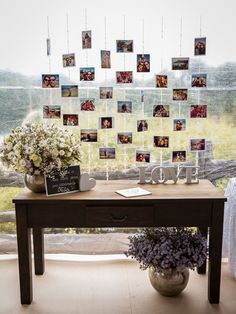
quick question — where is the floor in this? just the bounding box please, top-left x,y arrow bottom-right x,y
0,255 -> 236,314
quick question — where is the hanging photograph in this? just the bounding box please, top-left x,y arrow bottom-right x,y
99,148 -> 116,159
117,132 -> 132,144
43,105 -> 61,119
156,75 -> 168,88
153,105 -> 170,117
194,37 -> 206,55
81,129 -> 98,142
63,114 -> 78,126
62,53 -> 76,67
191,74 -> 207,87
190,105 -> 207,118
137,120 -> 148,132
172,150 -> 187,162
42,74 -> 59,88
61,85 -> 78,97
99,117 -> 114,129
100,87 -> 113,99
117,101 -> 132,113
173,118 -> 186,131
172,57 -> 189,70
101,50 -> 111,68
137,54 -> 150,72
116,71 -> 133,83
136,150 -> 150,163
80,67 -> 95,81
154,136 -> 169,148
82,30 -> 92,49
190,139 -> 206,151
116,40 -> 133,52
46,38 -> 51,56
173,89 -> 188,101
80,98 -> 95,111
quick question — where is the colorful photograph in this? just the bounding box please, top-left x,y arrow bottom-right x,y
153,105 -> 170,117
117,101 -> 132,113
190,105 -> 207,118
191,74 -> 207,87
62,53 -> 76,67
63,114 -> 78,126
116,40 -> 133,52
100,87 -> 113,99
81,129 -> 97,142
99,117 -> 114,129
99,147 -> 116,159
137,120 -> 148,132
116,71 -> 133,83
154,136 -> 169,148
173,119 -> 186,131
156,75 -> 168,88
43,105 -> 61,119
101,50 -> 111,68
80,67 -> 95,81
61,85 -> 78,97
82,30 -> 92,49
136,150 -> 150,163
173,89 -> 188,101
190,139 -> 206,151
194,37 -> 206,55
137,54 -> 150,72
172,150 -> 187,162
117,132 -> 132,144
172,57 -> 189,70
42,74 -> 59,88
80,98 -> 95,111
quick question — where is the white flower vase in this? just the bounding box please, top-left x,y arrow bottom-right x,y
24,174 -> 46,193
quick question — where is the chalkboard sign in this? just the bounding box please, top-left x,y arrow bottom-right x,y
45,165 -> 80,196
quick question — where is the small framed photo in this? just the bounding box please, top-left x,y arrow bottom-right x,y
82,30 -> 92,49
191,74 -> 207,87
81,129 -> 97,142
99,147 -> 116,159
116,40 -> 133,52
172,150 -> 187,163
61,85 -> 78,97
117,101 -> 132,113
190,105 -> 207,118
116,71 -> 133,83
43,105 -> 61,119
63,114 -> 78,126
42,74 -> 59,88
80,98 -> 95,111
137,120 -> 148,132
190,139 -> 206,151
101,50 -> 111,68
153,105 -> 170,117
100,87 -> 113,99
173,118 -> 186,131
80,67 -> 95,81
173,89 -> 188,101
194,37 -> 206,56
156,75 -> 168,88
137,54 -> 150,72
99,117 -> 114,129
172,57 -> 189,70
62,53 -> 76,67
154,136 -> 169,148
136,150 -> 150,163
117,132 -> 132,144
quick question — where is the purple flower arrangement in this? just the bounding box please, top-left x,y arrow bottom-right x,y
125,227 -> 207,272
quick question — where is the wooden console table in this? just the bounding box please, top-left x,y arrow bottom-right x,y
13,179 -> 226,304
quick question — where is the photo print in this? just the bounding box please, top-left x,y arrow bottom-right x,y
194,37 -> 206,56
99,117 -> 114,129
136,150 -> 150,163
43,105 -> 61,119
80,98 -> 95,111
190,139 -> 206,151
173,118 -> 186,131
61,85 -> 78,97
81,129 -> 98,142
63,114 -> 78,126
116,71 -> 133,83
191,74 -> 207,87
99,147 -> 116,159
80,67 -> 95,81
153,105 -> 170,117
101,50 -> 111,68
117,132 -> 132,144
137,120 -> 148,132
137,54 -> 150,72
156,75 -> 168,88
173,89 -> 188,101
190,105 -> 207,118
154,136 -> 169,148
42,74 -> 59,88
116,40 -> 133,52
172,150 -> 187,163
117,101 -> 132,113
100,87 -> 113,99
172,57 -> 189,70
62,53 -> 76,67
82,30 -> 92,49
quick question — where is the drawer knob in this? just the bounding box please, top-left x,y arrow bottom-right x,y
110,214 -> 128,222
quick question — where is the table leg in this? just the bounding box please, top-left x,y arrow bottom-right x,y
33,227 -> 45,275
197,226 -> 208,274
15,204 -> 32,304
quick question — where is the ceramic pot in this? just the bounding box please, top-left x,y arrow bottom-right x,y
24,174 -> 46,193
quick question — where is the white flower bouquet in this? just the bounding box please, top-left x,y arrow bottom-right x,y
0,123 -> 80,176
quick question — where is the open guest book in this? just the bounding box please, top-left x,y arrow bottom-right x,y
115,187 -> 152,198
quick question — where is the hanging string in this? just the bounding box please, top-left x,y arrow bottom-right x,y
141,19 -> 145,149
199,16 -> 202,37
160,16 -> 164,72
104,16 -> 109,180
123,15 -> 126,70
179,17 -> 182,57
160,17 -> 164,167
66,14 -> 71,79
85,9 -> 88,66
